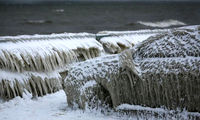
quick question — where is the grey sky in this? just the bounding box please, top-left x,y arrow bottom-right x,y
0,0 -> 199,4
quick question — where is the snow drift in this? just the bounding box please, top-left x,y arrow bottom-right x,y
63,26 -> 200,112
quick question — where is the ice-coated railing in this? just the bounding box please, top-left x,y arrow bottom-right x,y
96,29 -> 170,54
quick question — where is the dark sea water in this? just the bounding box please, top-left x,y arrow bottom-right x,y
0,2 -> 200,36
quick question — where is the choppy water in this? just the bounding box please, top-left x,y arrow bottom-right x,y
0,2 -> 200,36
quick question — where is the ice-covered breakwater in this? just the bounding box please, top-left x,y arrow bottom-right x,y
63,25 -> 200,112
0,29 -> 163,100
0,25 -> 199,114
0,70 -> 62,99
96,29 -> 169,54
0,33 -> 103,72
0,33 -> 103,99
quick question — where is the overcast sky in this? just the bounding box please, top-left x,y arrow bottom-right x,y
0,0 -> 199,4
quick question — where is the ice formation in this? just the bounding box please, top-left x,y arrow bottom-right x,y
63,54 -> 120,109
125,27 -> 200,112
116,104 -> 200,119
97,29 -> 169,54
0,33 -> 103,72
63,26 -> 200,113
0,70 -> 62,99
0,33 -> 103,99
0,28 -> 164,100
118,26 -> 200,112
1,25 -> 199,117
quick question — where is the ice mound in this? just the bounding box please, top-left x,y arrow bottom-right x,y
63,26 -> 200,112
134,29 -> 200,59
121,27 -> 200,112
119,27 -> 200,112
63,54 -> 119,109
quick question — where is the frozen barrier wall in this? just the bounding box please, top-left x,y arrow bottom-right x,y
0,33 -> 104,100
0,28 -> 167,100
0,33 -> 103,72
0,70 -> 62,99
1,25 -> 199,101
63,26 -> 200,112
96,25 -> 200,54
96,29 -> 170,54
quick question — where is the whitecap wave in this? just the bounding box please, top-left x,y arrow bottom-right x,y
54,9 -> 64,13
138,19 -> 186,28
26,20 -> 52,24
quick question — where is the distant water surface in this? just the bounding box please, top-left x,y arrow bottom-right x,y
0,2 -> 200,36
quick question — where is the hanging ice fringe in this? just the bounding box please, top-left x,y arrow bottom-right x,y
0,70 -> 62,99
0,33 -> 104,100
63,26 -> 200,113
96,29 -> 170,54
0,33 -> 103,72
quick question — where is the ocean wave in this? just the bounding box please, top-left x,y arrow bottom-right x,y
54,9 -> 64,13
137,19 -> 186,28
25,20 -> 52,24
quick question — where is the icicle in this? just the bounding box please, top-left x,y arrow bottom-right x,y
40,79 -> 48,95
0,33 -> 103,72
0,70 -> 62,100
82,52 -> 89,60
90,49 -> 96,58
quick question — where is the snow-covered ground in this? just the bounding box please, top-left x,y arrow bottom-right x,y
1,90 -> 199,120
0,90 -> 132,120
